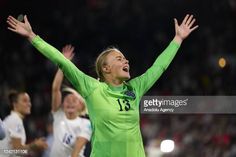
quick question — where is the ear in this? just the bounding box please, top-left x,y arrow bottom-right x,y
13,102 -> 18,110
102,65 -> 111,74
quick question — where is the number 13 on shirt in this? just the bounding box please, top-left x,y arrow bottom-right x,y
116,99 -> 131,111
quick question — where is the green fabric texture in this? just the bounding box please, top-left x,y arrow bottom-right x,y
31,36 -> 180,157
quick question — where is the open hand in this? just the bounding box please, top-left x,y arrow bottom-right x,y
174,14 -> 198,43
7,15 -> 36,41
62,44 -> 75,60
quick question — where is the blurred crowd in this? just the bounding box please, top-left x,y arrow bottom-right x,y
0,0 -> 236,156
143,114 -> 236,157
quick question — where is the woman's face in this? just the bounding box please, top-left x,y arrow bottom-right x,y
15,93 -> 31,115
63,93 -> 84,115
104,50 -> 130,81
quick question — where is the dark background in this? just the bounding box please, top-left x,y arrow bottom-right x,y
0,0 -> 236,156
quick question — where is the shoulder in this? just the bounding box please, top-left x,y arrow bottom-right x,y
79,117 -> 91,128
4,112 -> 22,125
52,108 -> 64,118
80,118 -> 90,124
96,82 -> 108,89
3,113 -> 25,136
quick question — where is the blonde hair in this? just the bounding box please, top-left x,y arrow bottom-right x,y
95,47 -> 120,82
62,87 -> 87,116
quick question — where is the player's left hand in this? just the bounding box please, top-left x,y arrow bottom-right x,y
174,14 -> 198,42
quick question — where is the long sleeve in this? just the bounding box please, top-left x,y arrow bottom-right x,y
31,36 -> 99,98
129,41 -> 180,97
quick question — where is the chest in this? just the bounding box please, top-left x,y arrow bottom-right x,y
54,119 -> 81,147
87,89 -> 140,127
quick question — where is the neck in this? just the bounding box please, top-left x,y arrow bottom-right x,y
105,77 -> 124,87
13,110 -> 25,119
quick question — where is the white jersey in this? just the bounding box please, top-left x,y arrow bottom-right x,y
0,112 -> 26,157
50,109 -> 92,157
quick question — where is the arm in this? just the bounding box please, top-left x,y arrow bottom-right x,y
7,15 -> 99,98
71,119 -> 92,157
71,137 -> 88,157
11,137 -> 48,151
51,45 -> 75,112
51,69 -> 63,112
129,14 -> 198,97
4,117 -> 47,151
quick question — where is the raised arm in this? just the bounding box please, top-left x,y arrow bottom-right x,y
129,14 -> 198,97
51,45 -> 75,112
7,15 -> 99,98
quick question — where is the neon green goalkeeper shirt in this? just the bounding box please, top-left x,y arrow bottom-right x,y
31,36 -> 180,157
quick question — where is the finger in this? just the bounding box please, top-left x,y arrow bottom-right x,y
24,15 -> 32,28
7,19 -> 17,27
24,15 -> 29,24
64,45 -> 69,50
186,15 -> 193,25
190,25 -> 199,32
8,16 -> 18,24
188,18 -> 196,28
182,14 -> 189,25
63,45 -> 70,51
69,45 -> 75,51
7,18 -> 17,26
6,20 -> 17,28
68,44 -> 72,49
70,46 -> 75,52
70,53 -> 75,59
66,45 -> 74,52
64,46 -> 69,52
174,18 -> 178,26
7,27 -> 17,32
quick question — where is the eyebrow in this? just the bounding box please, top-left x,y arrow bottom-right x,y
115,56 -> 126,59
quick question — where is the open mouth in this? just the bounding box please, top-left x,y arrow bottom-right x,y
122,66 -> 129,72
